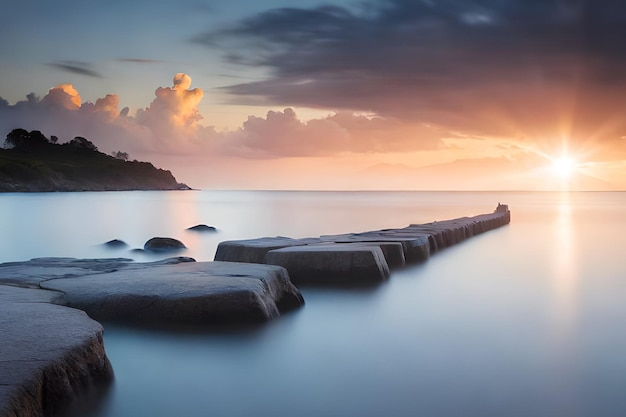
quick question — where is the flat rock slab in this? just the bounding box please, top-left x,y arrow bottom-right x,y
325,234 -> 431,263
265,244 -> 390,286
40,261 -> 303,325
0,257 -> 135,288
214,205 -> 511,286
215,237 -> 322,264
0,285 -> 113,417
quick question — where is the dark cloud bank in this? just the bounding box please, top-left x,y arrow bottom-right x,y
197,0 -> 626,158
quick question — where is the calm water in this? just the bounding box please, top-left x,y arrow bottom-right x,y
2,191 -> 626,417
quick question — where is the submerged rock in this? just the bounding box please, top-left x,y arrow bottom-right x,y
143,237 -> 186,252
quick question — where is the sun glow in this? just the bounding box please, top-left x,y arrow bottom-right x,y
551,156 -> 577,178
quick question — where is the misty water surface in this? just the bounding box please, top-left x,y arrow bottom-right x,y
2,191 -> 625,417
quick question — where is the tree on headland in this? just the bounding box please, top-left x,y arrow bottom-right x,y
66,136 -> 98,152
3,129 -> 101,153
112,151 -> 129,161
4,128 -> 51,149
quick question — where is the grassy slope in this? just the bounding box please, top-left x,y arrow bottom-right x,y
0,143 -> 189,192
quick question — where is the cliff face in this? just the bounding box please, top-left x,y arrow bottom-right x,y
0,143 -> 189,192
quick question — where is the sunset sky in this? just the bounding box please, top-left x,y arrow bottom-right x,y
1,0 -> 625,190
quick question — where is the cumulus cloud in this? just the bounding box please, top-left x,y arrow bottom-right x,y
0,74 -> 443,162
136,73 -> 204,136
41,84 -> 82,110
93,94 -> 120,119
213,108 -> 444,158
196,0 -> 626,160
0,75 -> 206,155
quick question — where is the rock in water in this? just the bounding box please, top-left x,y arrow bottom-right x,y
186,224 -> 217,232
103,239 -> 128,248
144,237 -> 186,252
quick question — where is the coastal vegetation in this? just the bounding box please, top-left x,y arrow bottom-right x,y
0,129 -> 189,191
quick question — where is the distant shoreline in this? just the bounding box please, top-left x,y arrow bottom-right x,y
0,185 -> 193,193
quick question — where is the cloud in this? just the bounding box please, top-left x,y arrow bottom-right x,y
41,84 -> 82,110
0,76 -> 205,156
2,70 -> 625,190
196,0 -> 626,159
116,58 -> 162,64
0,73 -> 443,161
136,73 -> 204,136
215,108 -> 443,158
81,94 -> 120,121
46,61 -> 104,78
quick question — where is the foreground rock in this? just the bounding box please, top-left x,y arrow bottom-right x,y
0,285 -> 113,417
0,257 -> 303,326
41,261 -> 304,325
215,204 -> 511,286
0,257 -> 304,416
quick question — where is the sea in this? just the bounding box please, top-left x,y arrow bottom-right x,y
1,190 -> 625,417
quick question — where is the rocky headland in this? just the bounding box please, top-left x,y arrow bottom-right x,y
0,129 -> 189,192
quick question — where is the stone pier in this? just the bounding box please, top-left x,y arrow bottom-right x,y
215,204 -> 511,286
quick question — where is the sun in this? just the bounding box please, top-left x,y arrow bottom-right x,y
551,156 -> 577,178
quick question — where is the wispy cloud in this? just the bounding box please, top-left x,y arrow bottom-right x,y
46,61 -> 104,78
116,58 -> 163,64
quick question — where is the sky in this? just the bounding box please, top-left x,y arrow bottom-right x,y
1,0 -> 626,190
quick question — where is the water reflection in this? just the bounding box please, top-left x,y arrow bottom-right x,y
553,191 -> 578,326
549,191 -> 582,413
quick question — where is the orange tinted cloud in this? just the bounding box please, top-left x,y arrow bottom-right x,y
137,73 -> 204,131
41,84 -> 82,110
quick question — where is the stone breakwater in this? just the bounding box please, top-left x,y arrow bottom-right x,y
215,204 -> 511,286
0,204 -> 509,416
